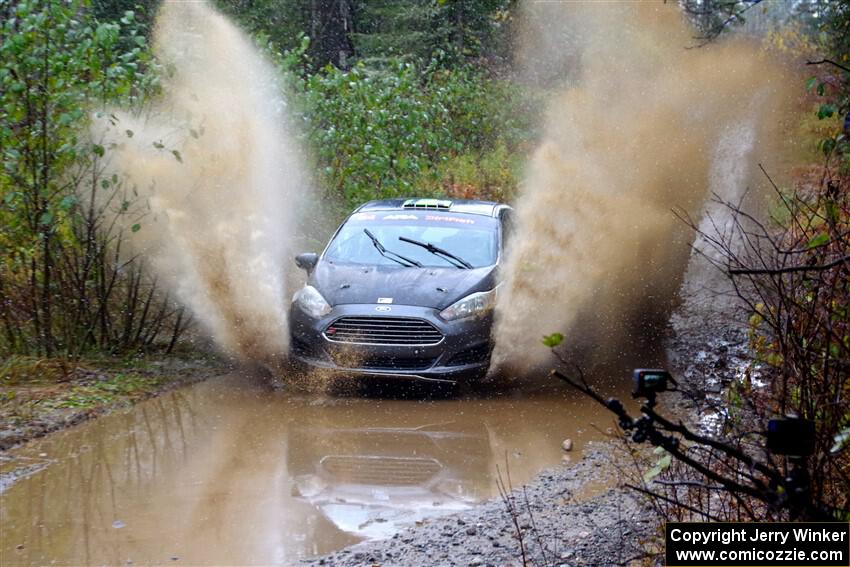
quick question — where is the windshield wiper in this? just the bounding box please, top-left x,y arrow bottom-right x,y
363,229 -> 422,268
398,236 -> 473,269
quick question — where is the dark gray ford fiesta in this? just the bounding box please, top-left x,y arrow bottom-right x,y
289,198 -> 514,383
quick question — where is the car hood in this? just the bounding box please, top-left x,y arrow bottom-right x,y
311,261 -> 497,310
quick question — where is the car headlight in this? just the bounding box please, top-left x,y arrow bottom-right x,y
293,285 -> 332,318
439,287 -> 498,321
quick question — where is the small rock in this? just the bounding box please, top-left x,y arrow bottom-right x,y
112,520 -> 126,529
469,556 -> 484,566
16,544 -> 24,550
561,439 -> 573,452
466,526 -> 477,536
170,556 -> 179,562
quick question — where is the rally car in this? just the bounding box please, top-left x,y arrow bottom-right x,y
289,198 -> 514,383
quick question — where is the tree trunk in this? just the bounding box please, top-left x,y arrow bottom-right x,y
308,0 -> 355,68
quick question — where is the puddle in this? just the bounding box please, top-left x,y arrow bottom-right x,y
0,367 -> 644,565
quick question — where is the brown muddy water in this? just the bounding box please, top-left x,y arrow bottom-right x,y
0,366 -> 645,566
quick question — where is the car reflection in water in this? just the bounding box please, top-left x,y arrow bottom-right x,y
287,417 -> 492,539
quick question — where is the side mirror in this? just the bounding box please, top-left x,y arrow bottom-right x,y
294,252 -> 319,273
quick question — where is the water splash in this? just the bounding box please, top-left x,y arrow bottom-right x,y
96,0 -> 306,364
492,2 -> 791,371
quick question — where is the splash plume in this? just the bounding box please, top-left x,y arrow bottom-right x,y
492,2 -> 791,370
97,0 -> 305,363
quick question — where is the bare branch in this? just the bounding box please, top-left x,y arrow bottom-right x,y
806,59 -> 850,74
729,254 -> 850,275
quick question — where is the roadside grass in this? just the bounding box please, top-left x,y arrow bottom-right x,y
0,352 -> 224,448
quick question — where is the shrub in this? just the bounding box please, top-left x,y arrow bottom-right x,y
0,0 -> 185,357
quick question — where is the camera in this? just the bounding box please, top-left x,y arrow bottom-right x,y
632,368 -> 670,400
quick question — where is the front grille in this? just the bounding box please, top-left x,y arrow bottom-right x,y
320,455 -> 441,485
324,316 -> 443,346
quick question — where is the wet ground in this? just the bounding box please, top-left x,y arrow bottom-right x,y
0,365 -> 649,566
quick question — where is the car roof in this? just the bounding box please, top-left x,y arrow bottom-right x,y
354,198 -> 510,218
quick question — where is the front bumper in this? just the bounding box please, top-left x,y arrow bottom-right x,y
289,303 -> 493,384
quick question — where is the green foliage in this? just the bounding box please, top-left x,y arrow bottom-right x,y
218,0 -> 513,69
1,363 -> 181,425
279,54 -> 531,211
802,3 -> 850,168
222,0 -> 530,215
53,372 -> 160,408
1,0 -> 154,203
91,0 -> 160,36
0,0 -> 174,357
541,333 -> 564,348
301,61 -> 447,202
214,0 -> 307,54
353,0 -> 511,65
0,0 -> 155,245
418,142 -> 523,203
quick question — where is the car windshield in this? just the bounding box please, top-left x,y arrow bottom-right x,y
324,211 -> 499,268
